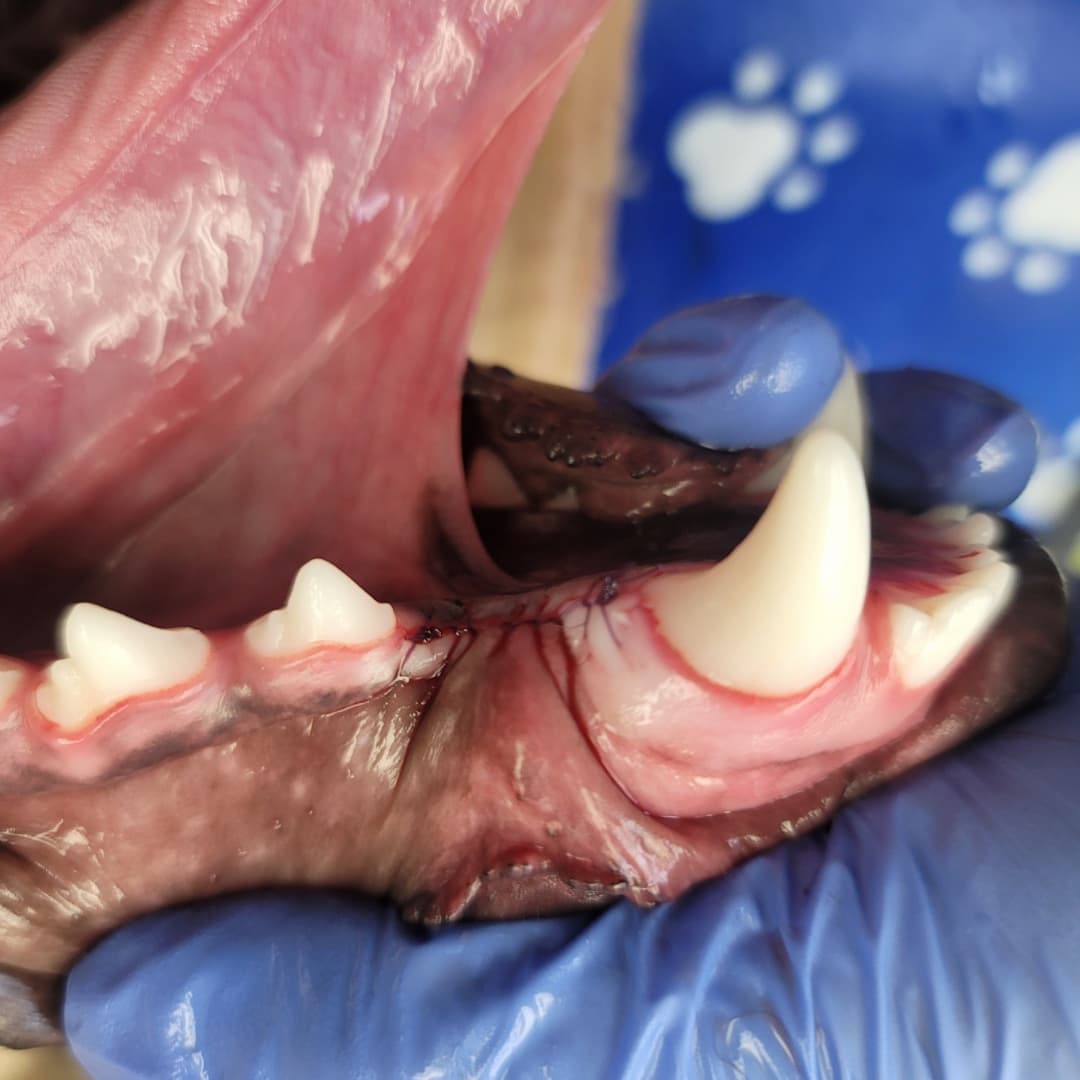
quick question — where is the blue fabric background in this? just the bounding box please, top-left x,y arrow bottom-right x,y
599,0 -> 1080,439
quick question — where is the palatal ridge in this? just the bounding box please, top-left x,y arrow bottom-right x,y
0,432 -> 1016,750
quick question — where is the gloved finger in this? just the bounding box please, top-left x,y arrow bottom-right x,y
865,367 -> 1039,512
595,297 -> 1039,512
593,294 -> 845,449
64,891 -> 597,1080
66,628 -> 1080,1080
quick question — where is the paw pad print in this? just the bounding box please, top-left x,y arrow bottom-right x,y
668,49 -> 860,222
949,135 -> 1080,294
1013,416 -> 1080,578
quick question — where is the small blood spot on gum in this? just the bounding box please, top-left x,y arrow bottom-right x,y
596,576 -> 619,605
409,625 -> 444,644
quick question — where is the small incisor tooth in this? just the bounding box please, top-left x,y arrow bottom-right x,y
0,664 -> 23,709
245,558 -> 396,658
644,429 -> 871,697
890,560 -> 1017,687
940,511 -> 1002,549
36,604 -> 211,731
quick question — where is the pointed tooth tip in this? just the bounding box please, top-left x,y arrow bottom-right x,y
746,367 -> 869,496
645,424 -> 870,698
809,358 -> 868,466
36,658 -> 95,732
945,512 -> 1003,549
57,601 -> 104,654
292,556 -> 347,588
466,449 -> 528,510
247,558 -> 397,658
787,426 -> 866,482
46,603 -> 210,729
890,560 -> 1016,688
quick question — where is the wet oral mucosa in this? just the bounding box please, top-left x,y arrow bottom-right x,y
0,362 -> 1069,1050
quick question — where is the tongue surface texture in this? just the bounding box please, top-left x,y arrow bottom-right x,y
0,0 -> 607,651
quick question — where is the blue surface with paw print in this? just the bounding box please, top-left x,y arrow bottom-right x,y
599,0 -> 1080,538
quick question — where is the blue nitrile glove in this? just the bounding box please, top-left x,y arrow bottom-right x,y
65,299 -> 1076,1080
597,295 -> 1038,510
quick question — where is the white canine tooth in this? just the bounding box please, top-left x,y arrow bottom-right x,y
466,449 -> 528,510
804,359 -> 867,466
645,429 -> 870,697
890,560 -> 1016,687
35,659 -> 95,733
959,560 -> 1016,596
36,604 -> 211,732
245,559 -> 396,658
748,358 -> 868,493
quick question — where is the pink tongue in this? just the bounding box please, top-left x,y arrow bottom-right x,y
0,0 -> 607,642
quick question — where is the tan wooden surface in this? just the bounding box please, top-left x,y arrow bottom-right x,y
468,0 -> 640,389
0,1047 -> 86,1079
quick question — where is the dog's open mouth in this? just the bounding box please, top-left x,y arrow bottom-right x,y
0,0 -> 1069,1049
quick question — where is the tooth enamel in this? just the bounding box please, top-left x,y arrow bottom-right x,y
920,504 -> 971,526
749,358 -> 868,493
0,665 -> 23,708
645,429 -> 870,697
36,605 -> 211,731
466,449 -> 528,510
940,511 -> 1002,549
245,559 -> 396,657
802,359 -> 867,465
890,560 -> 1017,687
543,488 -> 580,511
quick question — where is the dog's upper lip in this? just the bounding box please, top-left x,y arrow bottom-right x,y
0,0 -> 609,650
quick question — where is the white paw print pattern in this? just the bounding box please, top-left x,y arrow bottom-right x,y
1013,416 -> 1080,532
668,49 -> 860,222
949,135 -> 1080,294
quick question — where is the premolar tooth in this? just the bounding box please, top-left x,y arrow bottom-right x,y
890,560 -> 1016,687
36,604 -> 211,731
645,429 -> 870,697
245,559 -> 396,657
920,507 -> 1002,548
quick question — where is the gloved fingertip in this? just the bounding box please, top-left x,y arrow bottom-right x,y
595,294 -> 844,449
866,368 -> 1038,511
